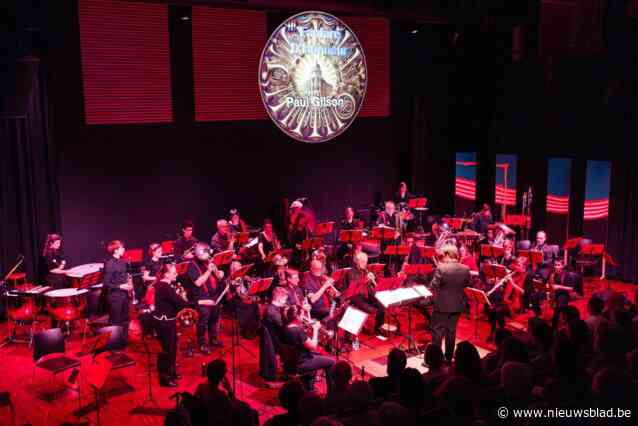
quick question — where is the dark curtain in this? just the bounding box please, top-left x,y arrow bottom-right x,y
608,160 -> 638,284
0,55 -> 60,282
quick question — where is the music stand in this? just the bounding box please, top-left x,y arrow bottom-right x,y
234,232 -> 250,245
231,264 -> 253,280
404,264 -> 434,277
480,245 -> 504,259
247,277 -> 273,298
371,226 -> 397,242
339,230 -> 364,260
337,306 -> 369,354
464,287 -> 490,340
367,263 -> 386,279
518,250 -> 543,269
74,332 -> 112,425
331,268 -> 351,288
482,263 -> 508,285
580,244 -> 606,279
213,250 -> 234,266
264,250 -> 282,263
408,198 -> 428,232
562,237 -> 582,264
314,222 -> 334,238
419,246 -> 438,261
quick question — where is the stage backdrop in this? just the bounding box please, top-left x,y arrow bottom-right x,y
50,1 -> 397,265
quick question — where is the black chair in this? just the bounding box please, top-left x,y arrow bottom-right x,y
96,325 -> 135,369
32,328 -> 81,399
81,287 -> 109,344
517,240 -> 532,251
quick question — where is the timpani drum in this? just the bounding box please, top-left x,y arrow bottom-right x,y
45,288 -> 88,322
65,263 -> 104,287
6,291 -> 39,322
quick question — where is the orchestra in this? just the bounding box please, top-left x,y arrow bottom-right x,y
14,188 -> 590,387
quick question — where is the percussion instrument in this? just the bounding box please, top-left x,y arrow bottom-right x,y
5,291 -> 41,322
66,263 -> 104,288
45,288 -> 88,322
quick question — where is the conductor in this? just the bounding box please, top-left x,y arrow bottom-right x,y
430,244 -> 471,363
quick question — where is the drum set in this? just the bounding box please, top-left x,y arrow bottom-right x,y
1,263 -> 104,346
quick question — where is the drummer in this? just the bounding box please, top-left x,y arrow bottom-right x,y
41,233 -> 67,289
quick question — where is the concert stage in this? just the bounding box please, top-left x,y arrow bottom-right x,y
0,277 -> 630,426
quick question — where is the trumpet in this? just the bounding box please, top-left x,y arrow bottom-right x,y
321,276 -> 341,297
173,281 -> 188,301
300,316 -> 334,339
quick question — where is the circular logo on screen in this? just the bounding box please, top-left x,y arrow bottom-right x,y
259,11 -> 367,143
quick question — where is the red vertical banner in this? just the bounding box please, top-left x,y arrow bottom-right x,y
192,7 -> 267,121
79,0 -> 173,124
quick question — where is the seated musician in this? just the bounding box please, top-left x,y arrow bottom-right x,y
258,219 -> 280,261
260,286 -> 287,380
548,259 -> 583,327
337,206 -> 362,265
302,260 -> 337,322
174,220 -> 199,261
282,269 -> 309,312
227,261 -> 259,339
532,231 -> 556,281
377,200 -> 399,229
140,243 -> 163,303
281,305 -> 335,392
211,219 -> 234,254
394,181 -> 413,206
459,244 -> 478,273
228,209 -> 249,234
500,239 -> 516,268
343,252 -> 385,335
41,233 -> 67,289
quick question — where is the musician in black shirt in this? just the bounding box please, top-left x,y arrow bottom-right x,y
140,243 -> 162,303
41,233 -> 67,289
290,213 -> 311,268
395,181 -> 414,205
103,240 -> 133,343
281,305 -> 335,392
337,207 -> 362,265
472,203 -> 493,235
174,220 -> 198,261
532,231 -> 556,281
260,286 -> 288,380
258,219 -> 280,261
282,269 -> 307,310
187,243 -> 225,355
153,263 -> 188,387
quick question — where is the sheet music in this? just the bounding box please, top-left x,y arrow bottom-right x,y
412,285 -> 433,298
338,306 -> 369,335
375,286 -> 429,308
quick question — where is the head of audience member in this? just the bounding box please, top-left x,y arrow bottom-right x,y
588,295 -> 605,317
311,417 -> 344,426
559,305 -> 581,326
378,401 -> 409,426
592,367 -> 636,409
286,268 -> 301,288
530,321 -> 554,353
424,343 -> 445,372
344,381 -> 374,413
299,393 -> 325,426
567,319 -> 592,352
595,321 -> 631,367
499,337 -> 530,367
206,359 -> 227,388
500,361 -> 534,402
536,231 -> 547,246
387,348 -> 407,378
494,328 -> 513,352
399,367 -> 425,411
454,341 -> 483,383
278,379 -> 306,417
552,332 -> 586,377
434,375 -> 476,419
330,361 -> 352,392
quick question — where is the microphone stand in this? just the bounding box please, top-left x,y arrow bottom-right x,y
0,255 -> 26,348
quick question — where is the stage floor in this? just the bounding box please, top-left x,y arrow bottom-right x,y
0,278 -> 632,425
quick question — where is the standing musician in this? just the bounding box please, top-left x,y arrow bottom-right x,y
302,260 -> 338,322
281,305 -> 335,392
287,200 -> 304,244
532,231 -> 556,281
228,209 -> 249,234
290,213 -> 312,268
103,240 -> 134,343
342,252 -> 386,335
472,203 -> 494,236
174,220 -> 199,261
430,244 -> 470,363
337,206 -> 363,266
258,219 -> 280,261
394,182 -> 414,206
187,243 -> 225,355
227,261 -> 259,339
547,259 -> 583,327
210,219 -> 235,254
140,242 -> 163,302
153,263 -> 188,387
41,233 -> 67,289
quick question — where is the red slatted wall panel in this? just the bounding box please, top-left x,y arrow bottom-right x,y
343,17 -> 391,118
79,0 -> 172,125
192,7 -> 267,122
